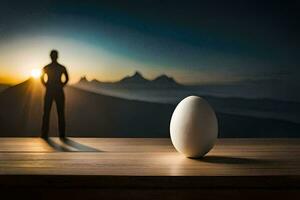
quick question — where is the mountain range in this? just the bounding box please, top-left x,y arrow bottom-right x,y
76,71 -> 300,103
75,72 -> 300,123
79,71 -> 181,88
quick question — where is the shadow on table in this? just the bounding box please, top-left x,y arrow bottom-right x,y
60,138 -> 103,152
43,138 -> 72,152
196,155 -> 274,164
43,138 -> 103,152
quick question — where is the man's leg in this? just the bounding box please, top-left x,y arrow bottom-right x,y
56,90 -> 66,138
41,91 -> 53,138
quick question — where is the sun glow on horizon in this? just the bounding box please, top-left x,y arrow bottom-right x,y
31,69 -> 42,79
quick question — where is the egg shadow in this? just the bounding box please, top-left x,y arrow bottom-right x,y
194,155 -> 273,165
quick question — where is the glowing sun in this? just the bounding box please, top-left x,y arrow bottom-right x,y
31,69 -> 42,79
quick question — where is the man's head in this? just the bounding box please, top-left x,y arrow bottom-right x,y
50,50 -> 58,62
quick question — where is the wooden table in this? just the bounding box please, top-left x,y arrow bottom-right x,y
0,138 -> 299,199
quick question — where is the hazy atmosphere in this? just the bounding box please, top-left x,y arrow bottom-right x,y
0,2 -> 299,198
0,0 -> 299,138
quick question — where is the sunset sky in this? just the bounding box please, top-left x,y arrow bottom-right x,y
0,0 -> 299,85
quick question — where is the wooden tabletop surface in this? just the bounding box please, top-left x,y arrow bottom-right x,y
0,137 -> 299,177
0,138 -> 299,199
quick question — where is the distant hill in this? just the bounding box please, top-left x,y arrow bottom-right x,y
0,79 -> 299,137
152,74 -> 178,85
0,79 -> 173,137
0,84 -> 10,93
187,78 -> 300,102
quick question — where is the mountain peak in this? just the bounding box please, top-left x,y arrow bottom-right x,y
133,71 -> 142,77
119,71 -> 148,84
152,74 -> 179,86
79,76 -> 88,83
155,74 -> 172,80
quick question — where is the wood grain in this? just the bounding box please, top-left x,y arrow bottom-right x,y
0,138 -> 299,177
0,138 -> 299,199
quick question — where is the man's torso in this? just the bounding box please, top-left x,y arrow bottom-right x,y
43,63 -> 66,89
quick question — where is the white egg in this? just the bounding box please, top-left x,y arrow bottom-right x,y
170,96 -> 218,158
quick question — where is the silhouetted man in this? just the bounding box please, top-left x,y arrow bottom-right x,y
41,50 -> 69,139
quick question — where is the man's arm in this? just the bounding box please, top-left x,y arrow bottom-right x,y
63,67 -> 69,86
40,68 -> 47,86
